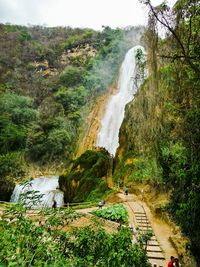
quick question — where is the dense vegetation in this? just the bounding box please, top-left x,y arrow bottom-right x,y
116,0 -> 200,261
0,23 -> 143,200
0,204 -> 151,267
59,148 -> 112,203
92,204 -> 129,224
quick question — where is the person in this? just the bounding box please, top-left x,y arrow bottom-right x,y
141,188 -> 144,200
129,224 -> 134,234
124,186 -> 128,195
98,201 -> 103,209
173,258 -> 181,267
168,256 -> 175,267
52,199 -> 57,208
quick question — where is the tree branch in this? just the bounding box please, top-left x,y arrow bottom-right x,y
143,0 -> 200,76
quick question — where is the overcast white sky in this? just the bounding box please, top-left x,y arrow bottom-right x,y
0,0 -> 176,30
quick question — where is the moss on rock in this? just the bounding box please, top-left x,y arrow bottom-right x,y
59,148 -> 111,203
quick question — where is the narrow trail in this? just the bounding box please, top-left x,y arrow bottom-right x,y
118,192 -> 178,267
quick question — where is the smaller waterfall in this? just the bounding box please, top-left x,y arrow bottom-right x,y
10,176 -> 64,208
96,45 -> 145,156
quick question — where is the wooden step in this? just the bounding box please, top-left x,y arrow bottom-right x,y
135,218 -> 149,222
137,224 -> 151,227
146,246 -> 162,252
147,243 -> 160,247
147,251 -> 165,260
135,217 -> 148,220
138,226 -> 152,230
135,216 -> 148,220
135,214 -> 147,217
139,226 -> 152,230
150,237 -> 157,242
138,226 -> 153,230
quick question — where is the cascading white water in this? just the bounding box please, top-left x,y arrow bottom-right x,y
96,45 -> 144,156
10,176 -> 64,208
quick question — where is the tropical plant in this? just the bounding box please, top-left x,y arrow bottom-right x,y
92,204 -> 129,224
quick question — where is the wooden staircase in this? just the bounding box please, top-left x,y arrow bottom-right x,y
134,210 -> 165,267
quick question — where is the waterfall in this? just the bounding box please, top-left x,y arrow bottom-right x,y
10,176 -> 64,208
96,45 -> 145,156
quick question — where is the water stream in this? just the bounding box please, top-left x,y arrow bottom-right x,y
96,45 -> 144,156
10,176 -> 64,208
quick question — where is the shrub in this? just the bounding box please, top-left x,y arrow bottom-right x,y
92,204 -> 128,224
0,93 -> 38,125
0,205 -> 151,267
55,86 -> 87,114
59,66 -> 85,87
0,152 -> 26,177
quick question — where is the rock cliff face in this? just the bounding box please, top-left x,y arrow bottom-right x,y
61,44 -> 96,65
114,75 -> 167,184
29,44 -> 97,78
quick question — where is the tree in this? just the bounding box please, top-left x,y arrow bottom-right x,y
0,93 -> 38,153
139,0 -> 200,260
140,0 -> 200,76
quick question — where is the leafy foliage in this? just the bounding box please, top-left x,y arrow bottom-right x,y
0,205 -> 78,266
0,152 -> 26,177
92,204 -> 128,224
0,205 -> 151,267
0,93 -> 38,125
0,93 -> 38,154
59,66 -> 85,87
55,85 -> 87,114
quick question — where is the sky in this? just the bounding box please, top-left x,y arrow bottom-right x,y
0,0 -> 176,30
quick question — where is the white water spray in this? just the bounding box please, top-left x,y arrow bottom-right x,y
96,45 -> 145,156
10,176 -> 64,208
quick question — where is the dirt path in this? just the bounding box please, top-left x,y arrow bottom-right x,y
118,192 -> 177,267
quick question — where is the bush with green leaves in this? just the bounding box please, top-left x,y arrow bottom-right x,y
0,204 -> 151,267
55,85 -> 87,114
0,205 -> 78,266
160,142 -> 188,185
0,152 -> 26,177
26,116 -> 74,162
0,92 -> 38,126
59,66 -> 85,87
92,204 -> 128,224
0,93 -> 38,154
